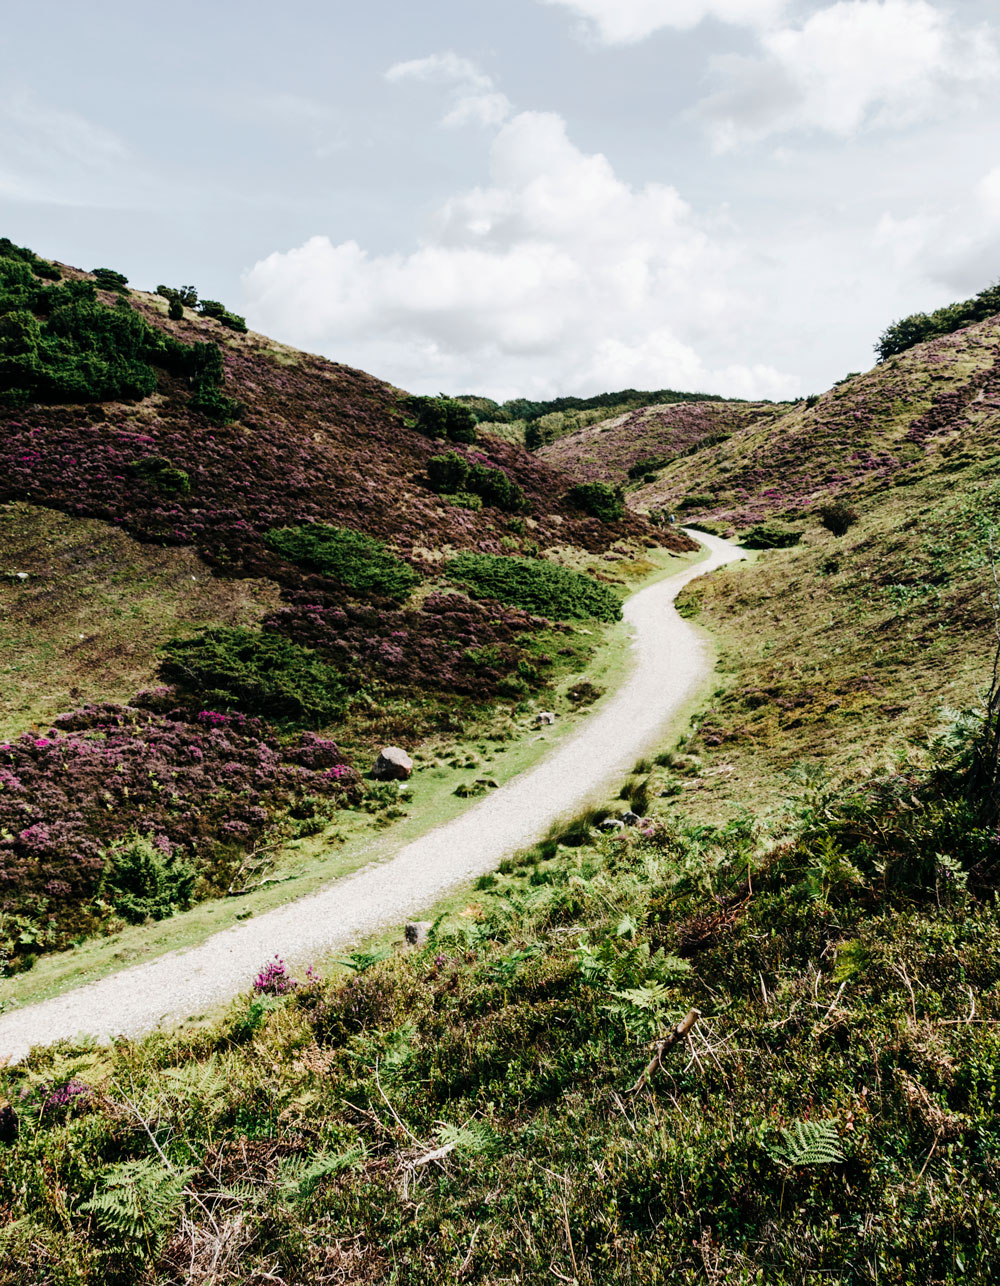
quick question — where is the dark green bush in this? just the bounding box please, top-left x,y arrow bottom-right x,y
156,284 -> 198,308
403,395 -> 478,444
197,298 -> 248,332
0,237 -> 60,279
446,553 -> 622,622
91,267 -> 129,294
818,500 -> 859,536
567,481 -> 625,523
264,524 -> 420,600
100,834 -> 195,924
188,383 -> 241,424
627,457 -> 667,480
167,299 -> 183,321
467,464 -> 526,512
741,522 -> 801,549
427,451 -> 470,494
876,282 -> 1000,360
161,627 -> 350,723
128,456 -> 191,496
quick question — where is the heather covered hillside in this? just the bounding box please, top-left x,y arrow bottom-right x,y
565,310 -> 1000,531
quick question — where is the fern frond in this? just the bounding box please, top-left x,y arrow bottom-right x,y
766,1118 -> 845,1168
78,1158 -> 191,1252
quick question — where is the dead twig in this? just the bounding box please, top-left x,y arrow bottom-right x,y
629,1007 -> 700,1093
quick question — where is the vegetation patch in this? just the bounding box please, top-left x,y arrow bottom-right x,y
263,525 -> 420,600
446,552 -> 623,622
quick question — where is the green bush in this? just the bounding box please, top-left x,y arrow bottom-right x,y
567,482 -> 625,523
0,237 -> 60,279
817,500 -> 858,536
467,464 -> 526,512
161,626 -> 350,723
741,522 -> 802,549
427,451 -> 469,494
156,283 -> 198,308
128,456 -> 191,496
627,457 -> 667,480
403,395 -> 478,443
100,834 -> 195,925
91,267 -> 129,294
876,281 -> 1000,360
197,298 -> 248,332
264,524 -> 420,600
167,299 -> 183,321
446,553 -> 622,622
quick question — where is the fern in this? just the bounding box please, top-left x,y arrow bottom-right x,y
435,1121 -> 498,1157
766,1118 -> 845,1168
278,1147 -> 366,1203
78,1158 -> 191,1254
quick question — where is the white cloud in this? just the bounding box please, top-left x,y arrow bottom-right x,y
698,0 -> 998,147
243,108 -> 796,400
538,0 -> 787,43
386,52 -> 511,127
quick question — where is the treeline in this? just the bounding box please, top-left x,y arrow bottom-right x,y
876,281 -> 1000,361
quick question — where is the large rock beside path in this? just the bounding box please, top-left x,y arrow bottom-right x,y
371,746 -> 413,780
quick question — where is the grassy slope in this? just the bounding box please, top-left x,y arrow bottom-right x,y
5,321 -> 1000,1284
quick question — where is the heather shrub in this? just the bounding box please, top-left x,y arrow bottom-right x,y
263,524 -> 420,600
427,451 -> 469,493
446,553 -> 622,622
818,500 -> 859,536
128,455 -> 190,496
741,521 -> 801,549
100,833 -> 196,924
161,627 -> 350,723
403,394 -> 478,443
567,481 -> 624,523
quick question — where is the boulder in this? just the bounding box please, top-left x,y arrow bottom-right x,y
404,920 -> 432,947
534,711 -> 556,727
621,811 -> 641,827
371,746 -> 413,780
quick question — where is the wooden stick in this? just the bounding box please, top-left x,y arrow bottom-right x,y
628,1007 -> 700,1093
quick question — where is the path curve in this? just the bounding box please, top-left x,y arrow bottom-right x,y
0,531 -> 744,1062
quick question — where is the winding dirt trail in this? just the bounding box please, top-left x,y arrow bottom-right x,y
0,531 -> 744,1062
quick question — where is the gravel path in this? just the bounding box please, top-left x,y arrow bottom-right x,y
0,531 -> 744,1062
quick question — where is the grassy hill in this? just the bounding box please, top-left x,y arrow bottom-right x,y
3,275 -> 1000,1284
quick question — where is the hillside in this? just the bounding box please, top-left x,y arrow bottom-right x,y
0,241 -> 695,976
4,272 -> 1000,1284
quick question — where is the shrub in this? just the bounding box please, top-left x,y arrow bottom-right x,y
198,298 -> 248,332
128,455 -> 191,496
100,833 -> 196,924
446,553 -> 622,622
91,267 -> 129,294
264,524 -> 420,600
160,627 -> 351,723
427,451 -> 469,494
567,481 -> 624,523
627,457 -> 667,480
876,281 -> 1000,360
741,522 -> 802,549
467,463 -> 526,512
403,395 -> 478,444
156,284 -> 198,308
817,500 -> 859,536
167,299 -> 183,320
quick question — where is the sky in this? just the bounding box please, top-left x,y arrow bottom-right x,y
1,0 -> 998,402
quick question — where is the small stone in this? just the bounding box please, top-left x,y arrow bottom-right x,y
621,811 -> 641,826
404,920 -> 432,947
534,711 -> 556,726
371,746 -> 413,780
599,818 -> 626,833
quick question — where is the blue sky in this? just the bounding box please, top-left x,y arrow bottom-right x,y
2,0 -> 998,400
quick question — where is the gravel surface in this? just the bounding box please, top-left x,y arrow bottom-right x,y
0,531 -> 744,1062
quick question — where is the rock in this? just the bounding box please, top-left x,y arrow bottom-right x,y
621,811 -> 641,827
371,746 -> 413,780
599,818 -> 626,833
404,920 -> 432,947
534,711 -> 556,726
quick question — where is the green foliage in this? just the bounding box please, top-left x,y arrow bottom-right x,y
264,524 -> 420,600
78,1158 -> 190,1256
467,463 -> 526,512
741,521 -> 802,549
0,236 -> 60,279
402,394 -> 478,443
876,282 -> 1000,360
156,283 -> 198,308
426,451 -> 469,493
161,626 -> 350,723
197,298 -> 248,332
446,552 -> 622,622
627,456 -> 667,480
766,1119 -> 845,1168
567,481 -> 625,523
91,268 -> 129,294
100,834 -> 195,925
818,500 -> 858,536
128,455 -> 190,496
